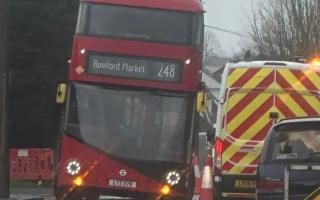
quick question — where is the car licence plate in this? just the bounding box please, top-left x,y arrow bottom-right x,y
235,180 -> 256,188
108,179 -> 137,188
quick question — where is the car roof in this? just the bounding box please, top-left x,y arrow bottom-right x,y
275,117 -> 320,127
81,0 -> 204,12
228,61 -> 320,72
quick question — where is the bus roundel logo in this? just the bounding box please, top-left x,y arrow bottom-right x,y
119,169 -> 127,177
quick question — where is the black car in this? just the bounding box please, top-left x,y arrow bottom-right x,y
256,117 -> 320,200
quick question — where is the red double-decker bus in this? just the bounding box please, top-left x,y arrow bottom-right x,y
54,0 -> 204,199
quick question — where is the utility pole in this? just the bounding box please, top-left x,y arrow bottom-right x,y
0,0 -> 10,198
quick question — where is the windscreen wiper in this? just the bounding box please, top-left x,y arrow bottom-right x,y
150,90 -> 191,98
124,33 -> 151,40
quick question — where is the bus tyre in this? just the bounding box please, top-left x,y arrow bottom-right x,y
54,188 -> 68,200
54,187 -> 99,200
85,192 -> 99,200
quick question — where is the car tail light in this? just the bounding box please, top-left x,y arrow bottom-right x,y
214,138 -> 223,176
256,180 -> 284,194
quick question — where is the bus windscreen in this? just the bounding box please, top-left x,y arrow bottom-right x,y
66,82 -> 193,163
76,2 -> 195,45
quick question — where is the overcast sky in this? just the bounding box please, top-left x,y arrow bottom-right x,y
204,0 -> 254,57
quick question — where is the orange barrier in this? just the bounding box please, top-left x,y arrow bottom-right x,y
10,148 -> 54,181
199,156 -> 214,200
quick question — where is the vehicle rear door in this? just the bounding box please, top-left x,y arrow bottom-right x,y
275,68 -> 320,119
288,164 -> 320,199
223,89 -> 274,175
223,67 -> 275,176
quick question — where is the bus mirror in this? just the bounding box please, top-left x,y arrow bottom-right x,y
56,83 -> 67,104
196,92 -> 206,112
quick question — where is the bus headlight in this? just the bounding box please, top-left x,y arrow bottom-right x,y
166,171 -> 181,186
66,160 -> 81,176
80,48 -> 86,54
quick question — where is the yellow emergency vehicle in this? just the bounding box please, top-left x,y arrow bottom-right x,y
213,60 -> 320,199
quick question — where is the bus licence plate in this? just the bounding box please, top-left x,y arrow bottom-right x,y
235,180 -> 256,188
108,179 -> 137,188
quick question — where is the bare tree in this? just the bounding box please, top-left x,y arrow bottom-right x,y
203,30 -> 221,65
247,0 -> 320,58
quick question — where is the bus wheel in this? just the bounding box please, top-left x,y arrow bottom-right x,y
54,188 -> 70,200
84,192 -> 99,200
55,190 -> 99,200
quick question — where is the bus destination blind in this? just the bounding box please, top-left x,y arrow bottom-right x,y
87,54 -> 182,82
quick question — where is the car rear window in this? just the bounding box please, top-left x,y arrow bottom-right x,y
268,122 -> 320,162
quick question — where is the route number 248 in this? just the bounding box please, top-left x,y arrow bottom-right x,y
158,64 -> 176,78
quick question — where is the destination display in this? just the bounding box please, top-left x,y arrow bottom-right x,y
87,53 -> 182,82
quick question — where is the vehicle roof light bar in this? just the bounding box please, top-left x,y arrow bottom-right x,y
264,62 -> 287,66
